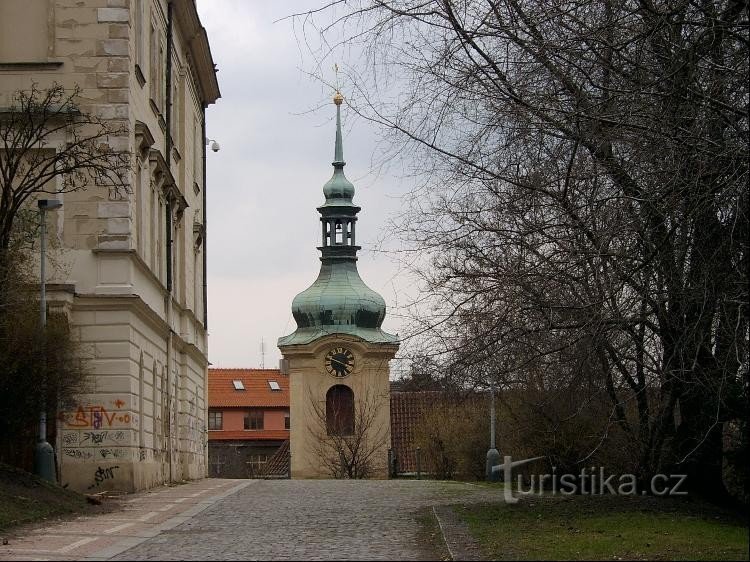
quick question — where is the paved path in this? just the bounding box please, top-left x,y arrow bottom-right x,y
1,479 -> 500,561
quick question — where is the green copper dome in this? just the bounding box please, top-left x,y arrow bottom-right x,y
322,168 -> 355,205
278,93 -> 398,347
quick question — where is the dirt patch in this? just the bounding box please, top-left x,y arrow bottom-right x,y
0,462 -> 119,535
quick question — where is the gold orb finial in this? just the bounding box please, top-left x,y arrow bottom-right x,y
333,90 -> 344,105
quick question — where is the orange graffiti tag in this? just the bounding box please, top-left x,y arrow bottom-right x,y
64,406 -> 121,428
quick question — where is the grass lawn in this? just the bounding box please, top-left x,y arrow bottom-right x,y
455,492 -> 749,561
0,462 -> 110,532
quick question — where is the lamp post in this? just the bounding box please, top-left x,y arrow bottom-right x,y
34,199 -> 62,482
486,380 -> 501,482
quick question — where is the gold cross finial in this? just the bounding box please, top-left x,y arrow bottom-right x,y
333,63 -> 344,105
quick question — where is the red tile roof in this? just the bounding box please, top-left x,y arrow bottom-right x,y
209,368 -> 289,408
390,391 -> 446,472
390,391 -> 489,473
260,439 -> 290,478
208,430 -> 290,441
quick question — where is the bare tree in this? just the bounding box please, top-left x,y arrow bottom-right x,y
308,385 -> 390,479
0,83 -> 125,469
0,83 -> 129,256
295,0 -> 749,500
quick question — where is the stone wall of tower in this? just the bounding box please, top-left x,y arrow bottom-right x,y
283,335 -> 397,479
0,0 -> 218,492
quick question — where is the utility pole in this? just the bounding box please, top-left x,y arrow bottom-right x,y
34,199 -> 62,483
485,380 -> 501,482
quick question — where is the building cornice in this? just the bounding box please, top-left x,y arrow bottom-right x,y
171,0 -> 221,105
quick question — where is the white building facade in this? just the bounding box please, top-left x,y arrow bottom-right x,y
0,0 -> 220,491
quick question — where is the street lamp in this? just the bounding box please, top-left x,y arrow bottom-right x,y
486,380 -> 501,482
34,199 -> 62,482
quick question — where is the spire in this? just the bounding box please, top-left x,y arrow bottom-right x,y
334,91 -> 344,165
322,92 -> 355,206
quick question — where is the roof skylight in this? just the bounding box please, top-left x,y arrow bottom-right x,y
233,380 -> 245,390
268,380 -> 281,391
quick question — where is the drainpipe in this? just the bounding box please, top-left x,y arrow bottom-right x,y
202,106 -> 207,329
165,1 -> 174,292
166,323 -> 173,484
164,1 -> 175,483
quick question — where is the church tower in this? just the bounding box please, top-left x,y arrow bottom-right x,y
278,92 -> 399,479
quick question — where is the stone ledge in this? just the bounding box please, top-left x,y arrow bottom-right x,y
0,61 -> 63,71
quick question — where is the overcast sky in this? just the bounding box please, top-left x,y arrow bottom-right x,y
196,1 -> 416,370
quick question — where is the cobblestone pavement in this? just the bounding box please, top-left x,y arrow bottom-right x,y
1,479 -> 502,561
113,480 -> 501,561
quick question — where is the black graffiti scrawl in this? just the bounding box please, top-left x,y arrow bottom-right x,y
88,465 -> 120,490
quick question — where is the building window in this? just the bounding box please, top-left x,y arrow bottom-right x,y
193,113 -> 202,187
149,21 -> 165,112
284,413 -> 290,430
326,385 -> 354,436
134,0 -> 145,83
208,410 -> 222,430
244,409 -> 264,430
268,380 -> 281,391
170,65 -> 181,148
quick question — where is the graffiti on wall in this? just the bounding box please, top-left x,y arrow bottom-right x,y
60,397 -> 138,465
87,465 -> 120,490
62,405 -> 135,429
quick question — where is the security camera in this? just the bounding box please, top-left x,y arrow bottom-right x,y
210,141 -> 220,152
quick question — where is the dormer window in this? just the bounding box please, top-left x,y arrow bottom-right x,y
268,380 -> 281,391
233,380 -> 245,390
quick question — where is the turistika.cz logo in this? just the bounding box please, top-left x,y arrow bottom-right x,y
495,455 -> 688,503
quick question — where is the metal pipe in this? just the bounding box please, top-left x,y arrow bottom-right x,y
165,1 -> 174,292
490,380 -> 496,449
39,209 -> 46,442
34,200 -> 61,483
201,105 -> 207,328
485,380 -> 501,482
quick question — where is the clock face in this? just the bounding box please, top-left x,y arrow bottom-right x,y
325,347 -> 355,378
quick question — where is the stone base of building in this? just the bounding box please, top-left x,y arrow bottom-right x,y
50,279 -> 209,493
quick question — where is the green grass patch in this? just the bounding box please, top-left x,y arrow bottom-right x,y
456,494 -> 749,561
0,462 -> 97,531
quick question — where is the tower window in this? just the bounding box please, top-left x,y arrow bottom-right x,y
335,221 -> 343,244
326,385 -> 354,436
